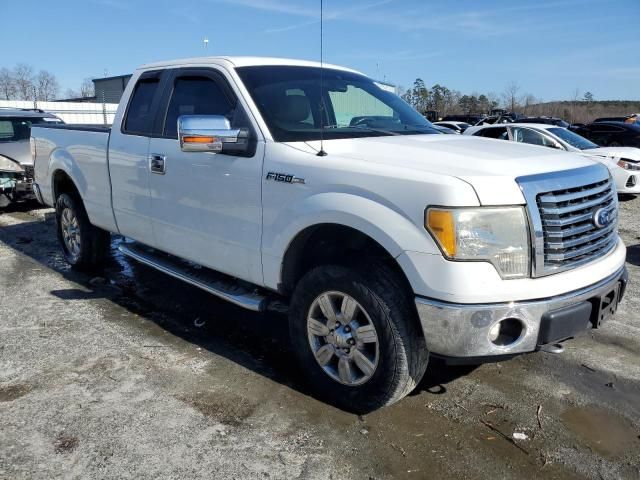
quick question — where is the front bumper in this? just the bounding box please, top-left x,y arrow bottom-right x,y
415,266 -> 627,359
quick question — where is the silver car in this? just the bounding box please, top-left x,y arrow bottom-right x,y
0,108 -> 63,207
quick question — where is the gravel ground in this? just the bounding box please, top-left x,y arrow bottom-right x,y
0,198 -> 639,480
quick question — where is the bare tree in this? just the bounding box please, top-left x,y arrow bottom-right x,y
65,88 -> 80,99
502,81 -> 521,112
80,78 -> 95,98
13,63 -> 35,100
36,70 -> 59,101
0,67 -> 16,100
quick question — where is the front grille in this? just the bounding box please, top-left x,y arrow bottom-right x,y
23,165 -> 34,180
536,177 -> 617,274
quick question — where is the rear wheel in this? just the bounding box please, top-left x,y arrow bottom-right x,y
55,193 -> 110,271
289,263 -> 428,412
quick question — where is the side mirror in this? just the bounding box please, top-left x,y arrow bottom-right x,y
178,115 -> 243,153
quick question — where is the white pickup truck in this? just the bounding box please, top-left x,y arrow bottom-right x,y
31,57 -> 627,412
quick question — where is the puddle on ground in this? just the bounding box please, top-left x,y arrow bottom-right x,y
0,383 -> 33,402
561,405 -> 639,456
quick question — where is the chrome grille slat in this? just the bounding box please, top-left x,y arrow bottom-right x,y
538,181 -> 610,203
545,233 -> 616,261
545,222 -> 616,250
533,175 -> 618,274
539,190 -> 614,216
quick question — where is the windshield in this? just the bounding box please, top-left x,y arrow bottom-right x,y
548,127 -> 599,150
0,117 -> 54,142
236,65 -> 438,142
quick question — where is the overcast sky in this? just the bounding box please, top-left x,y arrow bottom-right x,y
3,0 -> 638,100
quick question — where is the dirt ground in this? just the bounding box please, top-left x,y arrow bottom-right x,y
0,198 -> 639,480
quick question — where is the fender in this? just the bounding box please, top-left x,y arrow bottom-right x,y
261,191 -> 441,290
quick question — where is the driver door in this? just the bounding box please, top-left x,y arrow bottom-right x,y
147,68 -> 265,285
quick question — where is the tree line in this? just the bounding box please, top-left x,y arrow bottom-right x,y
399,78 -> 604,123
0,64 -> 94,102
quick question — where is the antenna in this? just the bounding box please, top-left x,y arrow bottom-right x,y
317,0 -> 327,157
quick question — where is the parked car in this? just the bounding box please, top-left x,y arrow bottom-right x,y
465,123 -> 640,194
573,121 -> 640,148
517,117 -> 570,127
0,108 -> 63,207
594,115 -> 639,124
441,114 -> 485,125
32,57 -> 627,412
433,121 -> 470,133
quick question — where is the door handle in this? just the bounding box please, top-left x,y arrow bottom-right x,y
148,153 -> 166,174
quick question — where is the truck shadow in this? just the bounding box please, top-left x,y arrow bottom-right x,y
0,213 -> 476,409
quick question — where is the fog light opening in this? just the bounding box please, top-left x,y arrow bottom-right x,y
488,318 -> 524,346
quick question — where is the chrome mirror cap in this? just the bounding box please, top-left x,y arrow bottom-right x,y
178,115 -> 240,153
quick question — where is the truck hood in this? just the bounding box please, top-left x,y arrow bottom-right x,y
0,140 -> 32,166
301,135 -> 597,205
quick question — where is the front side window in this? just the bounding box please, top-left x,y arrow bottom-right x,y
237,65 -> 437,142
163,76 -> 235,137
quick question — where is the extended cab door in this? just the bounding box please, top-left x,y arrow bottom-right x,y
146,67 -> 265,285
108,70 -> 166,246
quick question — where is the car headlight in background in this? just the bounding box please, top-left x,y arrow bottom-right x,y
616,159 -> 640,171
426,207 -> 530,279
0,154 -> 25,174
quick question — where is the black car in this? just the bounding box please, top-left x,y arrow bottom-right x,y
593,116 -> 628,123
517,117 -> 570,127
572,121 -> 640,148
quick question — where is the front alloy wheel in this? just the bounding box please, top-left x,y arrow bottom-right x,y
289,264 -> 429,413
307,291 -> 379,386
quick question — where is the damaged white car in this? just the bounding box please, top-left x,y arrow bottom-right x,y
0,109 -> 63,207
464,122 -> 640,195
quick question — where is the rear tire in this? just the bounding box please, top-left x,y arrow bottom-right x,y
289,263 -> 428,413
55,193 -> 110,271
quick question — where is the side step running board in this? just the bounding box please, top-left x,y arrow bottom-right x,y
118,242 -> 268,312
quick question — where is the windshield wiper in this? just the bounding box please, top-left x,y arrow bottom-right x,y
323,124 -> 401,136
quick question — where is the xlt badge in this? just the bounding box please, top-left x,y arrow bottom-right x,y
266,172 -> 305,184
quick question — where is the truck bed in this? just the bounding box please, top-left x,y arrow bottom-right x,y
31,124 -> 117,233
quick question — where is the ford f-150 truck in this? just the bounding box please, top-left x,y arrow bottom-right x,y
31,57 -> 627,412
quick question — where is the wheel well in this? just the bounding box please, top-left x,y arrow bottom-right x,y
280,223 -> 413,296
52,170 -> 79,200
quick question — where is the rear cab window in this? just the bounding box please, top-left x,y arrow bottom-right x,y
122,72 -> 163,135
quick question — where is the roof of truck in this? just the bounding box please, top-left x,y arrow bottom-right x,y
139,56 -> 362,74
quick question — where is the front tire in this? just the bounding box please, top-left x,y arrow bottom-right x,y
55,193 -> 110,271
289,264 -> 428,413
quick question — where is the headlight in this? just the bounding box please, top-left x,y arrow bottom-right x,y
617,159 -> 640,171
426,207 -> 530,279
0,155 -> 24,173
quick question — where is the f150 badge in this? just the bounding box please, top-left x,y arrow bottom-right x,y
266,172 -> 305,184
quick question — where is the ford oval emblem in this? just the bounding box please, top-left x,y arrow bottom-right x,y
593,208 -> 611,229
